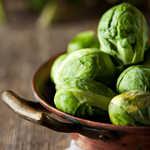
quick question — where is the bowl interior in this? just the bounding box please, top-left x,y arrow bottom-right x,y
32,53 -> 150,134
32,56 -> 56,107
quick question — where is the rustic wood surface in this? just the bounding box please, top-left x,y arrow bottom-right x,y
0,3 -> 150,150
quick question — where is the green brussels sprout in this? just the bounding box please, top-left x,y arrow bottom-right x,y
54,49 -> 116,88
109,90 -> 150,126
50,53 -> 67,83
116,65 -> 150,94
67,30 -> 100,54
54,77 -> 116,121
97,2 -> 149,65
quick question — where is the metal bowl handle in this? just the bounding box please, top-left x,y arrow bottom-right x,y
2,90 -> 117,141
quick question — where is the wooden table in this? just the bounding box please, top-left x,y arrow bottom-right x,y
0,3 -> 150,150
0,9 -> 101,150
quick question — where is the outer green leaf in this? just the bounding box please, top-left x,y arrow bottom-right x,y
50,53 -> 67,83
97,2 -> 149,65
131,107 -> 150,126
109,90 -> 150,126
67,30 -> 100,54
54,77 -> 116,121
109,102 -> 140,126
54,49 -> 116,88
116,65 -> 150,93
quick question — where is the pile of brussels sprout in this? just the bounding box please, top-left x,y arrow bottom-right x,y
50,2 -> 150,127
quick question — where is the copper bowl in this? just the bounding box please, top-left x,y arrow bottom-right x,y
2,52 -> 150,150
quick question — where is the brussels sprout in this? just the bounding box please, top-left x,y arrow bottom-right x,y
54,49 -> 116,88
67,30 -> 100,54
50,53 -> 67,83
116,65 -> 150,94
54,77 -> 116,121
109,90 -> 150,126
97,2 -> 149,65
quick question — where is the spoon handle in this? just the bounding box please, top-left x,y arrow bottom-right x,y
2,90 -> 117,141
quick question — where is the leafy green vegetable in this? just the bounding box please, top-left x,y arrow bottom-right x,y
116,65 -> 150,94
109,90 -> 150,126
97,2 -> 149,65
54,77 -> 116,121
54,49 -> 116,88
51,53 -> 67,83
67,30 -> 100,54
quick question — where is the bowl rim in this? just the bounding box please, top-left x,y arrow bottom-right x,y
31,52 -> 150,134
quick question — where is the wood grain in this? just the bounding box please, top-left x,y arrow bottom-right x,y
0,13 -> 99,150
